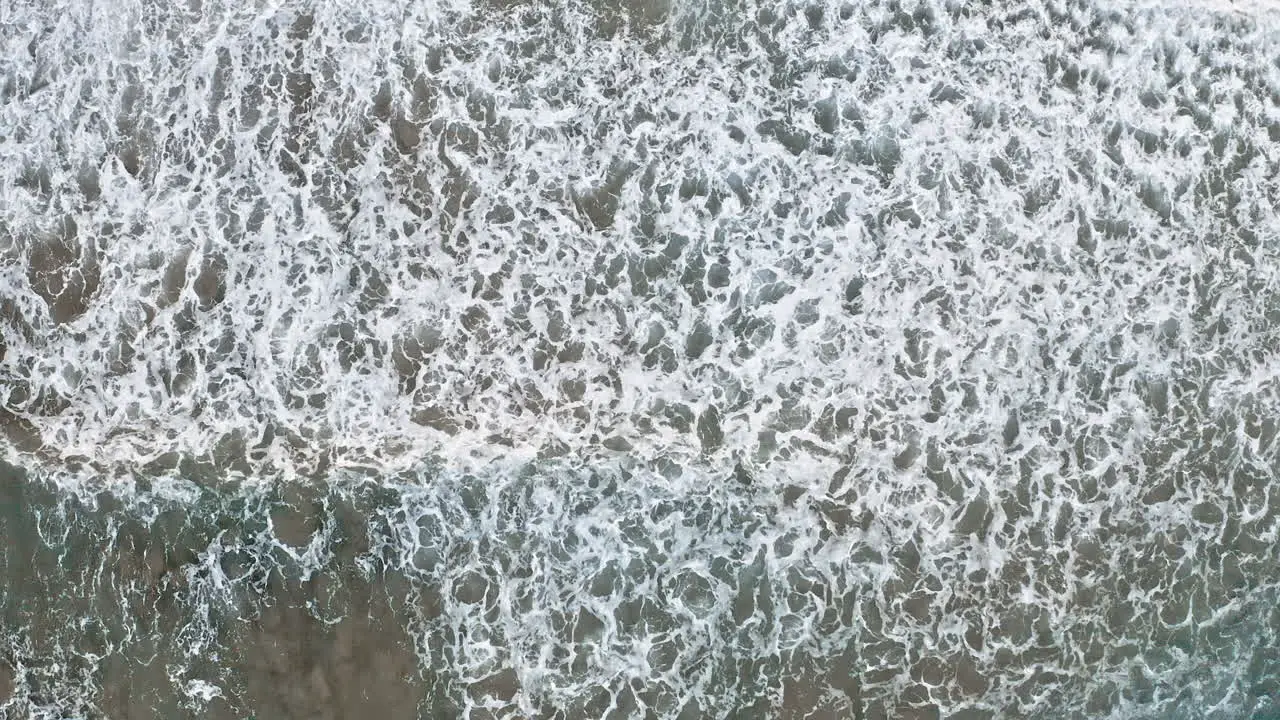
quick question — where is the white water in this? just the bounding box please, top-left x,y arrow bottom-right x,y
3,0 -> 1280,717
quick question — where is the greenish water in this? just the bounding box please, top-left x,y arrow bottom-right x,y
3,455 -> 1280,719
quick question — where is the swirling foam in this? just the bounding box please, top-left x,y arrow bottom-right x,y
3,0 -> 1280,718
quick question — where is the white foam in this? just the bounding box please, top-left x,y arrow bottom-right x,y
3,0 -> 1280,716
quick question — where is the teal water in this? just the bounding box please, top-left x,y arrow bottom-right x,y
3,452 -> 1280,719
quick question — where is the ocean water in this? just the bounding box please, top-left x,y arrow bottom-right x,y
2,0 -> 1280,717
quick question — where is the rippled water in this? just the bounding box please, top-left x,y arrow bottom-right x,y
3,0 -> 1280,718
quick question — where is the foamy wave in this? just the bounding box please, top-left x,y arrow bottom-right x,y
3,0 -> 1280,717
2,0 -> 1274,483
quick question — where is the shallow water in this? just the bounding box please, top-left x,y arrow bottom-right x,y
3,0 -> 1280,718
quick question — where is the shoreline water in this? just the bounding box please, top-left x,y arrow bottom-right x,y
3,454 -> 1279,719
5,0 -> 1280,716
